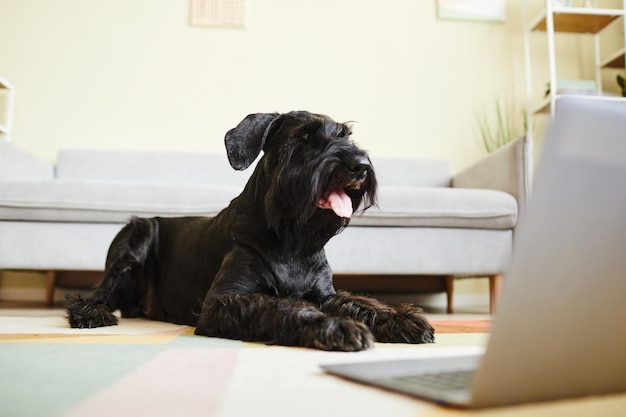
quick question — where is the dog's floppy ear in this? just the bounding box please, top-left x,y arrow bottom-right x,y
224,112 -> 284,170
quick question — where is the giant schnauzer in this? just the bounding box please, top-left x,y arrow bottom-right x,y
66,111 -> 435,351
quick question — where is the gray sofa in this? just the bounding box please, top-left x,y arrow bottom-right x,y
0,136 -> 532,312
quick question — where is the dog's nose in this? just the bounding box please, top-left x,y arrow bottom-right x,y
348,155 -> 371,178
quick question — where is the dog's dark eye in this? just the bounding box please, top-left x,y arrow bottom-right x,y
301,133 -> 309,141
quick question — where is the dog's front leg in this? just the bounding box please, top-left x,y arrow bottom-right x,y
320,290 -> 435,344
195,293 -> 374,351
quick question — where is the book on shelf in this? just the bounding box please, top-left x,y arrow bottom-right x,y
546,79 -> 597,97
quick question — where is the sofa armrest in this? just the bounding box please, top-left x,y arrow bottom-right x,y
452,135 -> 533,219
0,139 -> 54,180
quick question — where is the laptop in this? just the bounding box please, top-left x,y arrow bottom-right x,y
321,96 -> 626,409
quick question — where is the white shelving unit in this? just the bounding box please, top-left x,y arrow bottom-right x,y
523,1 -> 626,127
0,75 -> 15,142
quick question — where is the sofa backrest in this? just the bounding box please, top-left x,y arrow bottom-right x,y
0,139 -> 54,180
55,149 -> 451,189
55,149 -> 253,187
371,157 -> 451,187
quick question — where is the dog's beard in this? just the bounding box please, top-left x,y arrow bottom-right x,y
317,162 -> 376,219
264,157 -> 376,255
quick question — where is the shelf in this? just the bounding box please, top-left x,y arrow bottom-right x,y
0,74 -> 14,141
533,94 -> 626,114
0,75 -> 13,89
531,7 -> 624,33
601,47 -> 626,69
533,96 -> 552,114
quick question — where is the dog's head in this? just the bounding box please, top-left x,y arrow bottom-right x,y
225,111 -> 377,250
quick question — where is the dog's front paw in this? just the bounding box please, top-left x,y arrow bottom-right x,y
309,317 -> 375,352
65,294 -> 119,328
372,304 -> 435,344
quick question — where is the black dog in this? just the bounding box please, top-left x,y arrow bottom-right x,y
66,111 -> 435,351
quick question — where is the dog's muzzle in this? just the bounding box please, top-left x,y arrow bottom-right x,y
317,155 -> 371,219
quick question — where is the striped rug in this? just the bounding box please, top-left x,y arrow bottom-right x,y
1,310 -> 623,417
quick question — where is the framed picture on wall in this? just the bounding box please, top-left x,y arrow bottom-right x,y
437,0 -> 506,23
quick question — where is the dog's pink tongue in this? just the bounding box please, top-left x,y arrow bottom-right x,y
319,190 -> 353,218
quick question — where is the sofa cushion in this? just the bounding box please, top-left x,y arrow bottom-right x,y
351,186 -> 517,229
0,180 -> 241,223
0,181 -> 517,229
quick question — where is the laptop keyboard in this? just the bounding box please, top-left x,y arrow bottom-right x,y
389,370 -> 475,392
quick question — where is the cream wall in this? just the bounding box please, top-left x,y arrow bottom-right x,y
0,0 -> 549,306
0,0 -> 530,172
5,0 -> 605,306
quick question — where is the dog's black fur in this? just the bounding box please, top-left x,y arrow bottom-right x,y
66,111 -> 435,351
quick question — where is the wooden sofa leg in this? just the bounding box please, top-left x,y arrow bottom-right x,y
46,270 -> 57,307
445,276 -> 455,314
489,274 -> 503,314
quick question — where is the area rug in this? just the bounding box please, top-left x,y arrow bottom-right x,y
1,310 -> 624,417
